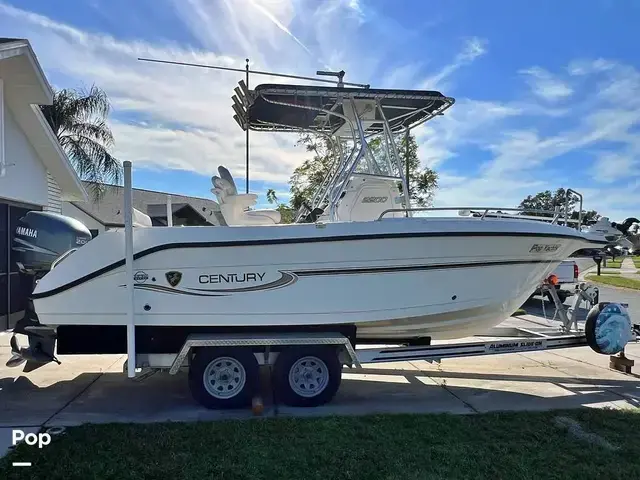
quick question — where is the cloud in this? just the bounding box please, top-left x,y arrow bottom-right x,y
519,66 -> 573,101
110,122 -> 302,184
2,0 -> 639,222
420,37 -> 488,91
247,0 -> 312,55
413,98 -> 522,169
567,58 -> 616,76
0,1 -> 319,186
590,152 -> 640,183
419,59 -> 640,221
0,0 -> 491,187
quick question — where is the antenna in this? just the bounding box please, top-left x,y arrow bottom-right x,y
245,59 -> 249,193
137,57 -> 370,88
137,57 -> 371,194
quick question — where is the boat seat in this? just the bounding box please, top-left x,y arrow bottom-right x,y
211,166 -> 281,226
132,208 -> 152,228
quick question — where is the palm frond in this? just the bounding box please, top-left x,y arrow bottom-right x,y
40,85 -> 122,202
67,120 -> 115,147
61,85 -> 111,123
63,135 -> 122,202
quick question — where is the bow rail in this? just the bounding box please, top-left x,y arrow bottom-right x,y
378,206 -> 582,229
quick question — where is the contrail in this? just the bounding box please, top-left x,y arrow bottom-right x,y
247,0 -> 312,55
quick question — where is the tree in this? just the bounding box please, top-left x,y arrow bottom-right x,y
288,132 -> 438,212
40,85 -> 122,201
289,133 -> 338,212
394,133 -> 438,207
275,204 -> 296,224
266,188 -> 278,204
265,188 -> 295,224
518,188 -> 600,224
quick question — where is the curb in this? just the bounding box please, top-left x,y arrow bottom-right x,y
579,264 -> 597,281
583,274 -> 640,292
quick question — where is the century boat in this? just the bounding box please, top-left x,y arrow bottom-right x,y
10,77 -> 609,365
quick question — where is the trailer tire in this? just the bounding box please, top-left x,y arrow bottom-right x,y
188,347 -> 259,409
585,302 -> 632,355
273,346 -> 342,407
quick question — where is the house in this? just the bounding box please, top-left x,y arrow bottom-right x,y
62,182 -> 224,237
0,38 -> 88,330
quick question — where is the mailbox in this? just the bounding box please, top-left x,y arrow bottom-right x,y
593,254 -> 603,275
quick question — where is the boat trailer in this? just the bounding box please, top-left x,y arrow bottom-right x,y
122,278 -> 638,410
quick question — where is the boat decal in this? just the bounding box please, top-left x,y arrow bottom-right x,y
116,271 -> 298,296
187,271 -> 298,293
529,243 -> 561,253
32,232 -> 595,300
134,271 -> 149,284
108,261 -> 554,299
165,271 -> 182,287
292,259 -> 554,277
12,237 -> 58,256
131,284 -> 228,297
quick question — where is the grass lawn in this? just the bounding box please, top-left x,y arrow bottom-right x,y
2,410 -> 640,480
586,274 -> 640,290
603,259 -> 622,268
632,256 -> 640,269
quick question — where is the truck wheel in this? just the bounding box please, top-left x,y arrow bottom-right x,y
272,346 -> 342,407
188,347 -> 259,409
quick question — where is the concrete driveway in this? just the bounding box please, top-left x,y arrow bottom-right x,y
1,334 -> 638,426
2,277 -> 640,455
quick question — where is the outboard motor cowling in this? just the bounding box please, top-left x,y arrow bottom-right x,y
7,211 -> 91,373
12,211 -> 92,275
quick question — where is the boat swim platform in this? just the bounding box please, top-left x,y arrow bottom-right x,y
0,314 -> 638,431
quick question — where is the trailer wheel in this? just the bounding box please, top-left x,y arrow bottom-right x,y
585,302 -> 632,355
273,346 -> 342,407
188,348 -> 259,409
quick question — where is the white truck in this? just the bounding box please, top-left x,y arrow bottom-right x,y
530,260 -> 579,304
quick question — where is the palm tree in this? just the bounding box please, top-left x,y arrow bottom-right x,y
266,188 -> 278,204
40,85 -> 122,201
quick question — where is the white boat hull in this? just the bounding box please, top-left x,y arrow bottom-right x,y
32,217 -> 602,341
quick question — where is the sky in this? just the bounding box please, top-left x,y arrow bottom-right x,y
1,0 -> 639,220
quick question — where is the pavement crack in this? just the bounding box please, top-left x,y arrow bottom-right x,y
41,372 -> 103,427
408,360 -> 479,414
42,355 -> 124,427
522,351 -> 639,406
438,381 -> 479,414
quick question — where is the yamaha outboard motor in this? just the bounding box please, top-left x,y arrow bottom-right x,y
7,211 -> 92,372
13,211 -> 92,275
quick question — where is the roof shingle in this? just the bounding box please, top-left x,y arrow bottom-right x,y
73,182 -> 224,226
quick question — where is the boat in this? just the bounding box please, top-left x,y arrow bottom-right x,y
613,217 -> 640,254
9,78 -> 610,370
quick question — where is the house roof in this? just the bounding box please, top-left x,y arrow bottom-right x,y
0,38 -> 87,202
72,182 -> 224,226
